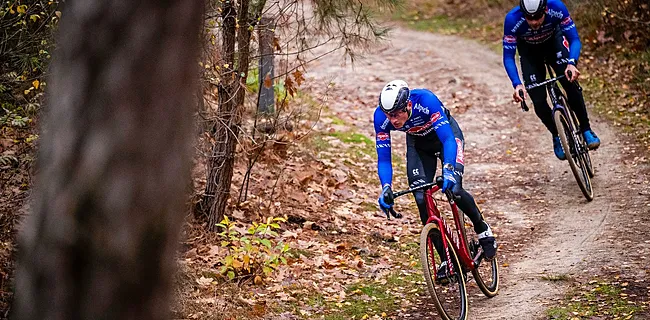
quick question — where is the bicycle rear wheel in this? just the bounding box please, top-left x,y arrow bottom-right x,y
554,110 -> 594,201
420,223 -> 468,320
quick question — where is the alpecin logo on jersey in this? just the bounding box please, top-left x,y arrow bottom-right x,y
547,8 -> 564,19
455,138 -> 465,165
503,35 -> 517,43
414,103 -> 429,115
376,132 -> 390,141
406,112 -> 441,134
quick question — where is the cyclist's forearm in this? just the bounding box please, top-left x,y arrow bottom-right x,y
377,145 -> 393,186
567,36 -> 582,64
503,53 -> 522,87
441,138 -> 457,167
377,159 -> 393,187
436,125 -> 458,167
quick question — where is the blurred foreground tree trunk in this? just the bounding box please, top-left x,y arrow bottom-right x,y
12,1 -> 204,319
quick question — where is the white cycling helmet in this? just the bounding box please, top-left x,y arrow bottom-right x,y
520,0 -> 547,18
379,80 -> 410,113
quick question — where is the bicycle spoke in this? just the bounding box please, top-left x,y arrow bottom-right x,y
554,110 -> 593,201
420,224 -> 468,320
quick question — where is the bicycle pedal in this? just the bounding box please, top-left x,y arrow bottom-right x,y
435,278 -> 450,285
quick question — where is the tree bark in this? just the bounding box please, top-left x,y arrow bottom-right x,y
12,0 -> 204,319
202,0 -> 255,231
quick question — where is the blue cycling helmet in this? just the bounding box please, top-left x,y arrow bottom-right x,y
379,80 -> 410,113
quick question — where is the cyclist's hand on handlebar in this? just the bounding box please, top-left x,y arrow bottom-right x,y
441,167 -> 457,193
378,185 -> 394,216
513,84 -> 526,103
565,64 -> 580,82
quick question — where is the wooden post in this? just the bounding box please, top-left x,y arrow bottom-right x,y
258,16 -> 275,114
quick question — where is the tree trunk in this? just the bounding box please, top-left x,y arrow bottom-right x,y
202,0 -> 254,231
12,0 -> 204,319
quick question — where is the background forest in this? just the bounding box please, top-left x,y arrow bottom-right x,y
0,0 -> 648,319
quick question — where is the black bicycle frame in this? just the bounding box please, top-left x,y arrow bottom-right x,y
519,66 -> 583,146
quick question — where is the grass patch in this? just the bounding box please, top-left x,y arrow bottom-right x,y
546,280 -> 646,319
398,12 -> 480,35
309,134 -> 333,153
330,116 -> 346,126
288,270 -> 425,320
328,132 -> 374,152
308,130 -> 375,159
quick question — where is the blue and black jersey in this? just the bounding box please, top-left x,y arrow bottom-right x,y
373,89 -> 458,187
502,0 -> 581,87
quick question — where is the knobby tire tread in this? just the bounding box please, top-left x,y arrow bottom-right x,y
554,110 -> 594,201
420,223 -> 468,320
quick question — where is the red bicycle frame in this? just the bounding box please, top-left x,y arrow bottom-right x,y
424,185 -> 477,280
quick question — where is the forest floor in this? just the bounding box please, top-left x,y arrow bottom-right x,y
173,25 -> 650,320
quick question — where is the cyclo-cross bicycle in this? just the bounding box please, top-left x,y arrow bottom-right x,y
388,176 -> 499,320
519,67 -> 595,201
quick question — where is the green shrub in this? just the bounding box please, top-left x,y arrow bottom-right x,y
215,215 -> 290,281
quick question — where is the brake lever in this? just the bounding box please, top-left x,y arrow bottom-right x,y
384,208 -> 402,220
565,70 -> 583,92
445,190 -> 461,201
518,89 -> 529,112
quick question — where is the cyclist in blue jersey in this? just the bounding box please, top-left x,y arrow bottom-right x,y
374,80 -> 497,267
503,0 -> 601,160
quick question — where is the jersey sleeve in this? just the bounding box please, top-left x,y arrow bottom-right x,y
503,14 -> 523,87
373,108 -> 393,187
420,93 -> 458,167
556,1 -> 581,64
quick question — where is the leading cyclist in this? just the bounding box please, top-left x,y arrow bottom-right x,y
374,80 -> 497,265
503,0 -> 601,159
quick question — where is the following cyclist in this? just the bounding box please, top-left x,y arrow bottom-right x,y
503,0 -> 601,159
374,80 -> 497,266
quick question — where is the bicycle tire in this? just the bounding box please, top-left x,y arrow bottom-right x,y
568,108 -> 595,178
583,148 -> 595,178
554,110 -> 594,201
420,223 -> 468,320
457,210 -> 499,297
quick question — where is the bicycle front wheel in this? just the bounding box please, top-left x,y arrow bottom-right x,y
569,109 -> 595,178
554,110 -> 594,201
420,223 -> 468,320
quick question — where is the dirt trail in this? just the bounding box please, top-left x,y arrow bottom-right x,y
303,26 -> 650,319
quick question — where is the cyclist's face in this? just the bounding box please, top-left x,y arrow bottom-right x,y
525,12 -> 545,30
385,101 -> 411,128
